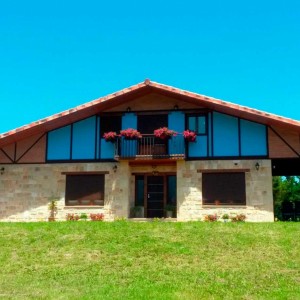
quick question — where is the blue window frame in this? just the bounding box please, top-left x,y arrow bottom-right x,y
186,113 -> 209,158
187,115 -> 207,135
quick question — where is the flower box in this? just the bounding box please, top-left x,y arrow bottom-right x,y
183,130 -> 197,142
103,131 -> 118,143
154,127 -> 177,140
120,128 -> 142,140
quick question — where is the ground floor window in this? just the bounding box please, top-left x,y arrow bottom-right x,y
65,174 -> 104,206
202,172 -> 246,205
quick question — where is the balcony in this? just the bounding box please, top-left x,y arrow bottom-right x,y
114,135 -> 185,160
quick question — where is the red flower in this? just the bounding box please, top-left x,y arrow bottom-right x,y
90,213 -> 104,221
153,127 -> 177,139
103,131 -> 118,142
183,130 -> 197,142
120,128 -> 142,139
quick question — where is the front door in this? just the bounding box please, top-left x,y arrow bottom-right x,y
147,176 -> 164,218
134,174 -> 177,218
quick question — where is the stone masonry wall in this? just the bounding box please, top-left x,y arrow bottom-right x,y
0,159 -> 274,222
0,162 -> 130,222
177,159 -> 274,222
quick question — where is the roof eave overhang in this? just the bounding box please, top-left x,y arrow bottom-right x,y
0,80 -> 299,148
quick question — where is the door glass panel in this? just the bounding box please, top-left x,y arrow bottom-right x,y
167,176 -> 176,205
135,176 -> 144,206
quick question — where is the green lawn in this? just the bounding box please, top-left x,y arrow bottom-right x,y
0,221 -> 299,300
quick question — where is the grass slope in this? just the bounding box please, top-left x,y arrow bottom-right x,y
0,221 -> 300,299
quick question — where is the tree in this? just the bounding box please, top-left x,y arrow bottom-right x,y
273,176 -> 300,219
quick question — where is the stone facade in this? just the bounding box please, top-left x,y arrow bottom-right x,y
0,159 -> 273,222
177,159 -> 274,222
0,162 -> 130,222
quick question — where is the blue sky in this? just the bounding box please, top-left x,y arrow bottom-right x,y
0,0 -> 299,133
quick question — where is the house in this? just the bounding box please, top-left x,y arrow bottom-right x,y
0,79 -> 300,222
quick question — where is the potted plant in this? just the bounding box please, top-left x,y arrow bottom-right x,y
103,131 -> 118,143
230,213 -> 246,222
66,213 -> 80,221
154,127 -> 177,140
90,213 -> 105,221
131,206 -> 144,218
165,204 -> 175,218
120,128 -> 142,140
221,213 -> 230,223
79,213 -> 88,221
204,214 -> 218,222
183,130 -> 197,142
48,199 -> 58,222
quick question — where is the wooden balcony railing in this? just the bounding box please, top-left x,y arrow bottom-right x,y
114,135 -> 185,159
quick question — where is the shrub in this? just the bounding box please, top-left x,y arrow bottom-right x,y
90,213 -> 104,221
80,213 -> 88,220
66,213 -> 80,221
231,213 -> 246,222
221,213 -> 230,220
204,214 -> 218,222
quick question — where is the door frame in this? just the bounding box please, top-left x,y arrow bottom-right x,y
145,175 -> 166,218
134,172 -> 176,218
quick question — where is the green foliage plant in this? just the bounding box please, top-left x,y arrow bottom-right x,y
79,213 -> 88,220
48,199 -> 58,221
221,213 -> 230,220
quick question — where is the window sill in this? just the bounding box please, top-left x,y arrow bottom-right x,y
64,206 -> 104,209
202,205 -> 246,208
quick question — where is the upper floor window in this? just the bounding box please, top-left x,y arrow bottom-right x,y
137,114 -> 168,134
187,114 -> 207,135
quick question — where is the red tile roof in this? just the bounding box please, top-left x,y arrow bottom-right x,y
1,79 -> 300,147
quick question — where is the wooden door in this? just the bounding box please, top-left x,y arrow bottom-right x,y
146,176 -> 164,218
